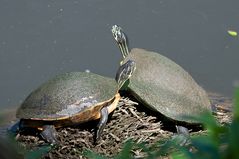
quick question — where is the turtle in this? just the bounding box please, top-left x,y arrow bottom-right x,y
111,25 -> 211,124
13,60 -> 136,144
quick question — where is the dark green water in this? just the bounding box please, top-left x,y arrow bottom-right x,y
0,0 -> 239,109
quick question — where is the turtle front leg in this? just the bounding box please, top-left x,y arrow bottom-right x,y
95,107 -> 108,143
173,125 -> 190,146
8,120 -> 21,135
40,125 -> 58,145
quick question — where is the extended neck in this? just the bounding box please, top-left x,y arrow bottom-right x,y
111,25 -> 129,58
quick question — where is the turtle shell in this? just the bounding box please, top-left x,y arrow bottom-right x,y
16,72 -> 119,127
123,48 -> 211,123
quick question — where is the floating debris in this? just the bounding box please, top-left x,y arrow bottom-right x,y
85,69 -> 90,73
227,30 -> 238,37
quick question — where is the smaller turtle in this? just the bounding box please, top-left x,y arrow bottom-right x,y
13,60 -> 136,144
111,25 -> 211,124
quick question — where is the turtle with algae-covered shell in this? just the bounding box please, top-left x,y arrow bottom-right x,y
14,60 -> 136,144
111,25 -> 211,124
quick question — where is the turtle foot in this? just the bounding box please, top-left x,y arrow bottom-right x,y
40,125 -> 59,145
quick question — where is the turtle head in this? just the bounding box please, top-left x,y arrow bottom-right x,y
111,25 -> 129,59
115,60 -> 136,90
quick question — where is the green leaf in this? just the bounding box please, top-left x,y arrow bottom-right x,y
233,87 -> 239,119
115,139 -> 134,159
25,145 -> 52,159
83,149 -> 107,159
226,87 -> 239,158
226,120 -> 239,158
192,136 -> 220,157
171,151 -> 188,159
227,30 -> 237,37
0,137 -> 24,159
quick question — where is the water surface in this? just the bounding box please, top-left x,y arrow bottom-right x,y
0,0 -> 239,109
